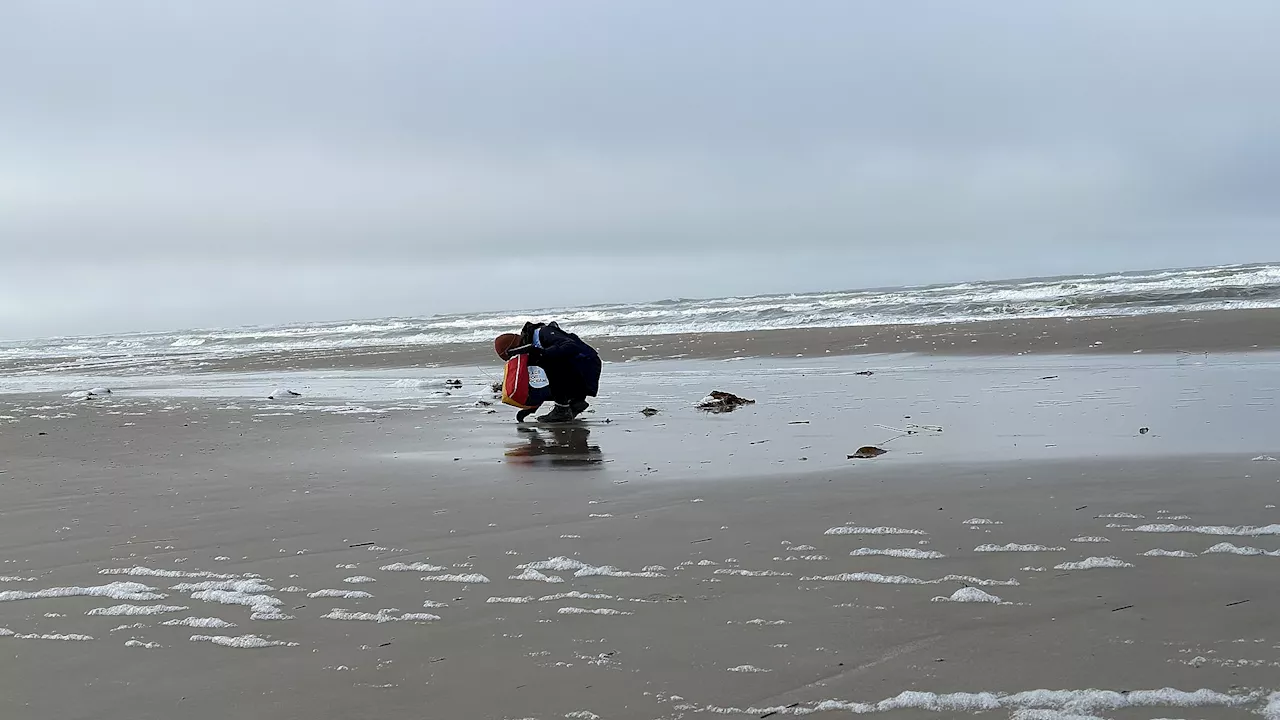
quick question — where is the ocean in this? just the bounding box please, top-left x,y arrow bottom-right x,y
2,262 -> 1278,375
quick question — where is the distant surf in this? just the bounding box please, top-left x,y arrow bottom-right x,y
2,262 -> 1278,372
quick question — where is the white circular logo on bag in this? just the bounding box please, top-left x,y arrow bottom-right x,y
527,366 -> 550,388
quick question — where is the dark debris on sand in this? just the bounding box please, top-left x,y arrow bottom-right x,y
849,446 -> 888,459
696,391 -> 756,414
641,407 -> 660,417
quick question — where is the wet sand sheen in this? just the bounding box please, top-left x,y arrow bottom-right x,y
2,343 -> 1280,717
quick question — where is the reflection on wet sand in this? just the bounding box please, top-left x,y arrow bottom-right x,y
504,426 -> 603,468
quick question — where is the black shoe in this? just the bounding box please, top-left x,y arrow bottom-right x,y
537,403 -> 575,423
570,399 -> 589,417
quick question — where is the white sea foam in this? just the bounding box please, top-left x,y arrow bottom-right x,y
801,573 -> 1017,587
539,591 -> 615,602
420,574 -> 490,583
12,633 -> 94,641
727,664 -> 771,673
307,589 -> 374,599
825,526 -> 927,536
975,543 -> 1066,552
0,576 -> 35,582
1097,513 -> 1145,519
278,586 -> 308,593
343,576 -> 377,584
931,587 -> 1004,604
1141,549 -> 1197,558
560,534 -> 581,539
170,579 -> 273,593
713,569 -> 793,577
379,562 -> 446,572
697,686 -> 1256,716
1054,557 -> 1134,570
1203,542 -> 1280,557
422,599 -> 449,608
1,581 -> 165,603
1127,523 -> 1280,536
1070,537 -> 1111,543
509,568 -> 566,584
86,604 -> 188,616
109,622 -> 149,632
189,634 -> 298,649
1021,567 -> 1047,572
486,596 -> 534,604
849,548 -> 946,559
189,589 -> 282,614
557,607 -> 632,616
743,619 -> 790,626
963,518 -> 1003,525
321,608 -> 440,623
161,617 -> 237,628
100,567 -> 242,580
124,640 -> 162,649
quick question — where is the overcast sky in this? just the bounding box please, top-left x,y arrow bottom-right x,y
2,1 -> 1278,339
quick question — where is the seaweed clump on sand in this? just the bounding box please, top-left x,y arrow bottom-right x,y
696,391 -> 755,414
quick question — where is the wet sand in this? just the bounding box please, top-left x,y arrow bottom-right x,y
2,350 -> 1280,718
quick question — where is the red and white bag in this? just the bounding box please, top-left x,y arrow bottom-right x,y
501,355 -> 552,409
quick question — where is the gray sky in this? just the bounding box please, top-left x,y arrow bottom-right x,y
2,1 -> 1278,339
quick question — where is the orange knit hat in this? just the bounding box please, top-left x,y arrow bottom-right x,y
494,333 -> 521,360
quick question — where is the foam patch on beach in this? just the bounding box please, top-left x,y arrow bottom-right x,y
161,617 -> 237,628
307,589 -> 375,599
321,608 -> 440,623
189,589 -> 283,615
975,544 -> 1067,553
714,569 -> 793,577
800,573 -> 1017,587
1203,542 -> 1280,557
1127,524 -> 1280,536
9,633 -> 94,641
170,579 -> 274,593
849,548 -> 946,559
1097,513 -> 1146,519
963,519 -> 1004,525
727,664 -> 771,673
825,526 -> 928,536
379,562 -> 446,572
1070,537 -> 1111,543
124,640 -> 161,649
100,567 -> 244,580
343,576 -> 377,584
931,588 -> 1004,604
509,569 -> 566,583
486,597 -> 534,604
692,686 -> 1259,716
1054,557 -> 1135,570
539,591 -> 615,602
85,604 -> 188,616
557,607 -> 632,616
1142,549 -> 1198,558
0,582 -> 164,603
420,574 -> 490,583
189,634 -> 298,649
520,557 -> 664,579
